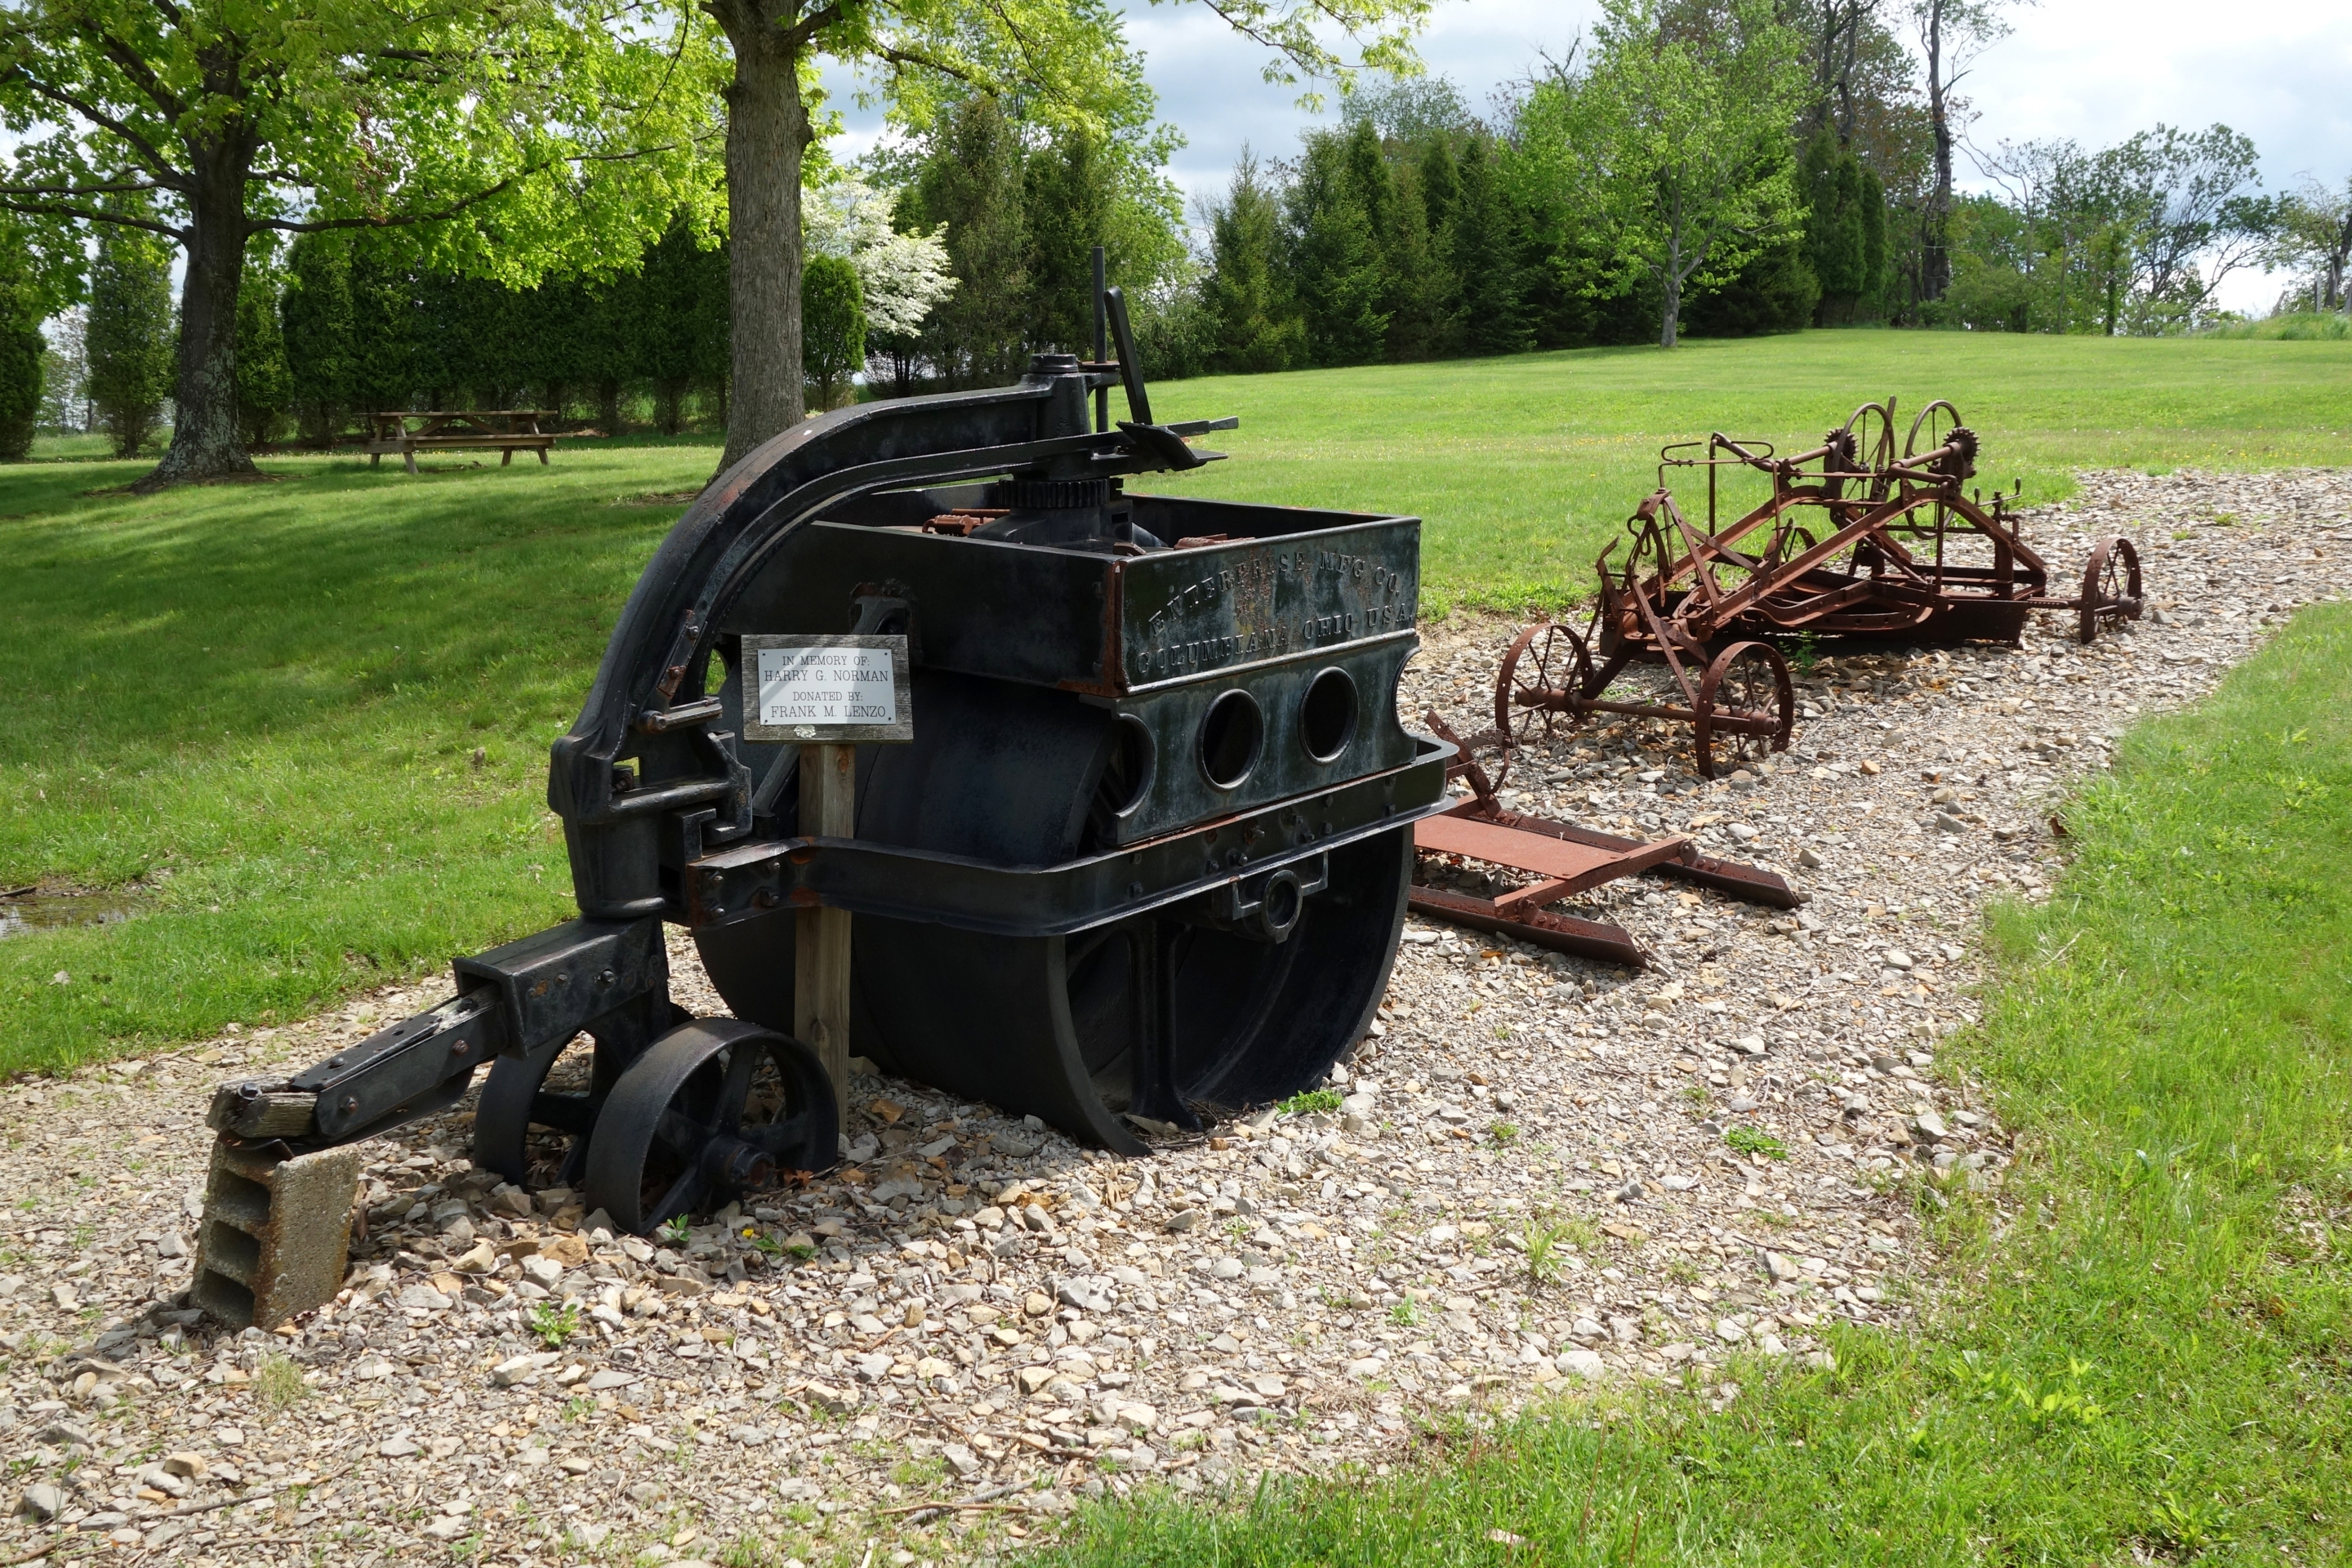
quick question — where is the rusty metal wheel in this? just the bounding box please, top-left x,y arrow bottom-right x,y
2076,536 -> 2142,644
582,1018 -> 836,1235
1691,640 -> 1794,780
1494,622 -> 1592,749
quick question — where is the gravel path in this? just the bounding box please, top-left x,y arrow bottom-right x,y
3,467 -> 2346,1568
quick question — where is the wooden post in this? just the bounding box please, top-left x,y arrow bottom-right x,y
795,743 -> 855,1137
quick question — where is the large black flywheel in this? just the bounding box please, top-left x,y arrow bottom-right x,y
693,670 -> 1410,1154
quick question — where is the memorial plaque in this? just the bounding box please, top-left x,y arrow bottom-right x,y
741,634 -> 913,744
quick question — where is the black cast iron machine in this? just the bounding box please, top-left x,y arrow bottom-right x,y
190,295 -> 1452,1327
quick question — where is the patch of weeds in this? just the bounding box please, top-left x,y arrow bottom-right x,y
658,1214 -> 692,1247
2147,1490 -> 2234,1556
1389,1297 -> 1423,1328
1279,1088 -> 1342,1116
527,1301 -> 582,1349
1665,1258 -> 1700,1285
1522,1218 -> 1568,1285
890,1456 -> 947,1488
717,1534 -> 780,1568
1487,1120 -> 1518,1145
254,1352 -> 308,1410
1559,1218 -> 1602,1253
1724,1126 -> 1788,1160
1682,1085 -> 1711,1107
1944,1350 -> 2105,1428
744,1227 -> 781,1257
562,1395 -> 596,1422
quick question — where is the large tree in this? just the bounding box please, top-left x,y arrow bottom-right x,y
695,0 -> 1437,469
1522,0 -> 1809,347
1202,149 -> 1305,373
84,207 -> 176,454
1909,0 -> 2016,302
1,0 -> 719,488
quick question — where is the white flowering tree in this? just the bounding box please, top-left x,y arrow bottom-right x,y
802,175 -> 956,343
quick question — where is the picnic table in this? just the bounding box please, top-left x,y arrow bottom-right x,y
363,411 -> 559,473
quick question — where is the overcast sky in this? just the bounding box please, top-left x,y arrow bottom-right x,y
826,0 -> 2352,315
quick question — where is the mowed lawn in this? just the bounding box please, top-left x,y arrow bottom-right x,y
1,329 -> 2347,1076
1155,330 -> 2352,608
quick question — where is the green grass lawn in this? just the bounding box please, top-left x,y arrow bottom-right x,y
1,327 -> 2346,1079
0,444 -> 715,1073
1038,603 -> 2352,1566
1155,330 -> 2352,610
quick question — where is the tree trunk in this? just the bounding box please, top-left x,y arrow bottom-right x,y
140,136 -> 259,489
709,0 -> 810,473
1659,269 -> 1682,349
1922,0 -> 1954,302
2326,209 -> 2351,312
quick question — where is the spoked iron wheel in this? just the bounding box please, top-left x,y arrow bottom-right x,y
1494,622 -> 1593,750
1691,640 -> 1794,779
581,1018 -> 837,1236
2076,536 -> 2142,644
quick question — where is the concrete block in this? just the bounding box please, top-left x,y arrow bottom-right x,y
190,1140 -> 365,1330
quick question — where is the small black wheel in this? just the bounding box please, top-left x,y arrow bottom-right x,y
473,1036 -> 606,1189
582,1018 -> 838,1235
2077,537 -> 2142,644
1692,640 -> 1794,779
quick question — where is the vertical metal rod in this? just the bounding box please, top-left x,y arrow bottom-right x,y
795,742 -> 855,1137
1092,244 -> 1108,434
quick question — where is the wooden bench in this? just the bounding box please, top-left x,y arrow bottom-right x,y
363,411 -> 559,473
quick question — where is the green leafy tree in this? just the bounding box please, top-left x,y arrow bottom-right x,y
582,274 -> 641,434
907,97 -> 1032,389
348,235 -> 418,417
1285,131 -> 1388,365
0,252 -> 38,459
2268,176 -> 2352,314
2101,123 -> 2275,322
84,210 -> 176,456
1801,129 -> 1864,321
1450,134 -> 1530,355
0,0 -> 720,488
639,217 -> 727,433
1202,149 -> 1305,372
800,252 -> 866,411
1911,0 -> 2020,302
1025,131 -> 1116,357
694,0 -> 1436,467
1026,125 -> 1191,356
36,306 -> 85,434
1680,234 -> 1820,335
236,238 -> 292,448
1522,0 -> 1810,347
282,230 -> 356,447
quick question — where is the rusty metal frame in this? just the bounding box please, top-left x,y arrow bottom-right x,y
1497,396 -> 2145,777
